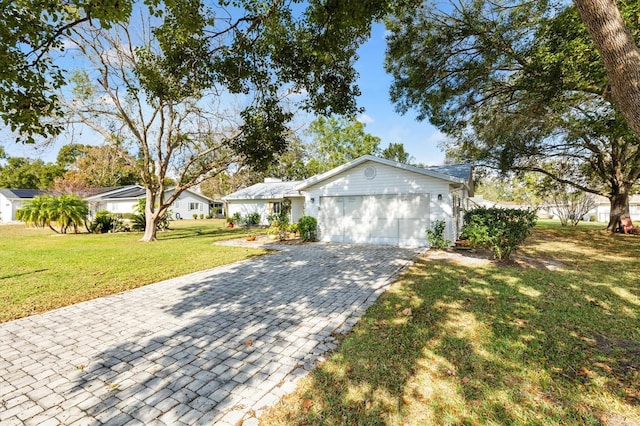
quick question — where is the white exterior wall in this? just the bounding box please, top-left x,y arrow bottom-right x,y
290,198 -> 305,223
301,161 -> 458,245
227,197 -> 305,225
227,201 -> 271,225
596,203 -> 640,223
169,192 -> 211,220
0,194 -> 21,224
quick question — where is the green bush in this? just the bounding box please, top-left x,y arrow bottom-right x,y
90,210 -> 120,233
426,219 -> 450,249
244,212 -> 261,226
130,199 -> 171,232
298,215 -> 317,242
289,223 -> 299,234
461,207 -> 537,261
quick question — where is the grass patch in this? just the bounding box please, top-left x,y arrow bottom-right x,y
0,220 -> 269,323
261,220 -> 640,425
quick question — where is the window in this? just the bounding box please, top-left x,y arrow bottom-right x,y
270,202 -> 281,214
189,202 -> 200,211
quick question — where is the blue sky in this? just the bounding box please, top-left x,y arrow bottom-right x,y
2,22 -> 448,166
353,23 -> 448,165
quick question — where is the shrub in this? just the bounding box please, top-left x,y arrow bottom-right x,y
193,213 -> 198,219
244,212 -> 261,227
426,219 -> 450,249
289,223 -> 299,234
131,199 -> 171,232
90,210 -> 120,234
461,207 -> 537,261
298,215 -> 317,242
199,213 -> 204,219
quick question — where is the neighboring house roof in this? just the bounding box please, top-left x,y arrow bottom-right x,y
80,186 -> 128,197
85,185 -> 215,202
105,186 -> 147,199
222,180 -> 303,201
0,188 -> 49,199
296,155 -> 471,190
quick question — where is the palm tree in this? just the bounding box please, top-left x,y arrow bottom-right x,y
16,196 -> 54,230
17,194 -> 88,234
47,194 -> 89,234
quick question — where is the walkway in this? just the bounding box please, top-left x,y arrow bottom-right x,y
0,243 -> 419,425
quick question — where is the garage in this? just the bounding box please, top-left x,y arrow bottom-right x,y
318,194 -> 430,246
223,155 -> 472,247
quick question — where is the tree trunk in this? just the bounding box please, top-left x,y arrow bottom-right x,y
139,192 -> 158,242
140,215 -> 158,242
573,0 -> 640,140
607,191 -> 630,232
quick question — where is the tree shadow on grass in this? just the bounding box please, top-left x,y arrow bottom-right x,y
0,269 -> 48,280
261,242 -> 640,425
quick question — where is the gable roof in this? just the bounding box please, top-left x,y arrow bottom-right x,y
296,155 -> 471,190
0,188 -> 49,199
222,180 -> 303,201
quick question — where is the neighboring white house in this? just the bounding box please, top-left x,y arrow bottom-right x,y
223,155 -> 473,247
0,185 -> 219,223
582,194 -> 640,223
0,189 -> 48,224
84,185 -> 219,220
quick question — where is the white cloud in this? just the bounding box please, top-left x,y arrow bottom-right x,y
357,113 -> 375,124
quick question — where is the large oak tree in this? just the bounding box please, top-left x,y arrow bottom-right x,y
385,0 -> 640,230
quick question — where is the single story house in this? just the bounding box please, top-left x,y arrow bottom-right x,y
223,155 -> 473,247
0,189 -> 48,224
84,185 -> 219,220
0,185 -> 220,223
588,194 -> 640,223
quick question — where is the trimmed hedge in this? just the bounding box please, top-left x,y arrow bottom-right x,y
462,207 -> 537,261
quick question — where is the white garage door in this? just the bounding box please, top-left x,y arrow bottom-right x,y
318,194 -> 430,246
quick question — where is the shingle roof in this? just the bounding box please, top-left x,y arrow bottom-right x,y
80,186 -> 127,197
222,181 -> 303,201
423,163 -> 472,181
0,188 -> 49,199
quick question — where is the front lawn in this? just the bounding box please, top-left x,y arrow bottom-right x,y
261,220 -> 640,425
0,220 -> 268,323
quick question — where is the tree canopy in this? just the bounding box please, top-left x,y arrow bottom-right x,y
305,115 -> 381,174
1,0 -> 400,145
0,157 -> 63,189
385,0 -> 640,229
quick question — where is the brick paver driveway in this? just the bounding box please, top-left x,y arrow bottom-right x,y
0,243 -> 419,425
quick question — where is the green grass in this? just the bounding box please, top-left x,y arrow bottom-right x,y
0,220 -> 268,323
261,220 -> 640,425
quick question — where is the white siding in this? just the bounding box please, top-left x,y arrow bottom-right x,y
167,191 -> 212,220
227,201 -> 271,225
290,198 -> 305,223
227,197 -> 305,225
0,194 -> 22,224
106,200 -> 138,215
